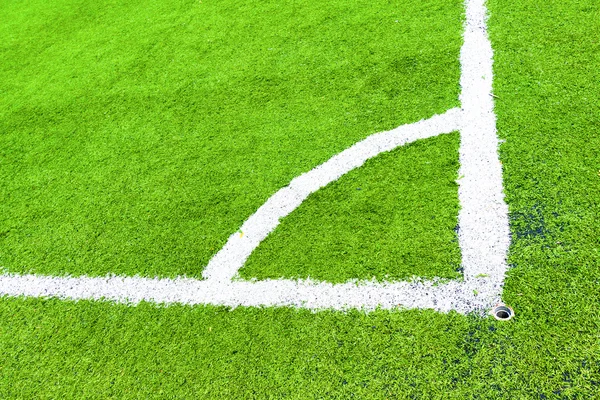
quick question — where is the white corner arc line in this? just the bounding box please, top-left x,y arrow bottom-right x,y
201,108 -> 462,283
0,0 -> 510,314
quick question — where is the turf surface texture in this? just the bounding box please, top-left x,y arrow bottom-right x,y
1,0 -> 600,398
0,0 -> 462,279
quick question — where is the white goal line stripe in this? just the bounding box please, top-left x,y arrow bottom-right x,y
0,274 -> 494,314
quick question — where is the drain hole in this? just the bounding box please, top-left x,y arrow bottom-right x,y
492,305 -> 514,321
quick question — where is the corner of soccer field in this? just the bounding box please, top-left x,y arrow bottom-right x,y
1,0 -> 600,398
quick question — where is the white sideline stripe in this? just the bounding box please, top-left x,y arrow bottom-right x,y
456,0 -> 510,289
0,0 -> 510,314
201,108 -> 462,283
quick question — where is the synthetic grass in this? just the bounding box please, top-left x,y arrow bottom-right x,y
0,299 -> 491,398
2,0 -> 600,398
0,0 -> 463,278
241,132 -> 462,283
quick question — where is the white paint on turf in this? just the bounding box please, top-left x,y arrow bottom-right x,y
457,0 -> 510,288
0,0 -> 510,314
201,108 -> 462,283
0,274 -> 493,313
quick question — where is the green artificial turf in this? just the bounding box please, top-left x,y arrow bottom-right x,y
0,0 -> 463,278
0,299 -> 515,399
241,132 -> 462,283
2,0 -> 600,398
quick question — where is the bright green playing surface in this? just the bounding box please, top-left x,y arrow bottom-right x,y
2,0 -> 600,398
0,0 -> 462,279
242,132 -> 462,283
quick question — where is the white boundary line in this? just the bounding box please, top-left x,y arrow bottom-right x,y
0,0 -> 509,314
